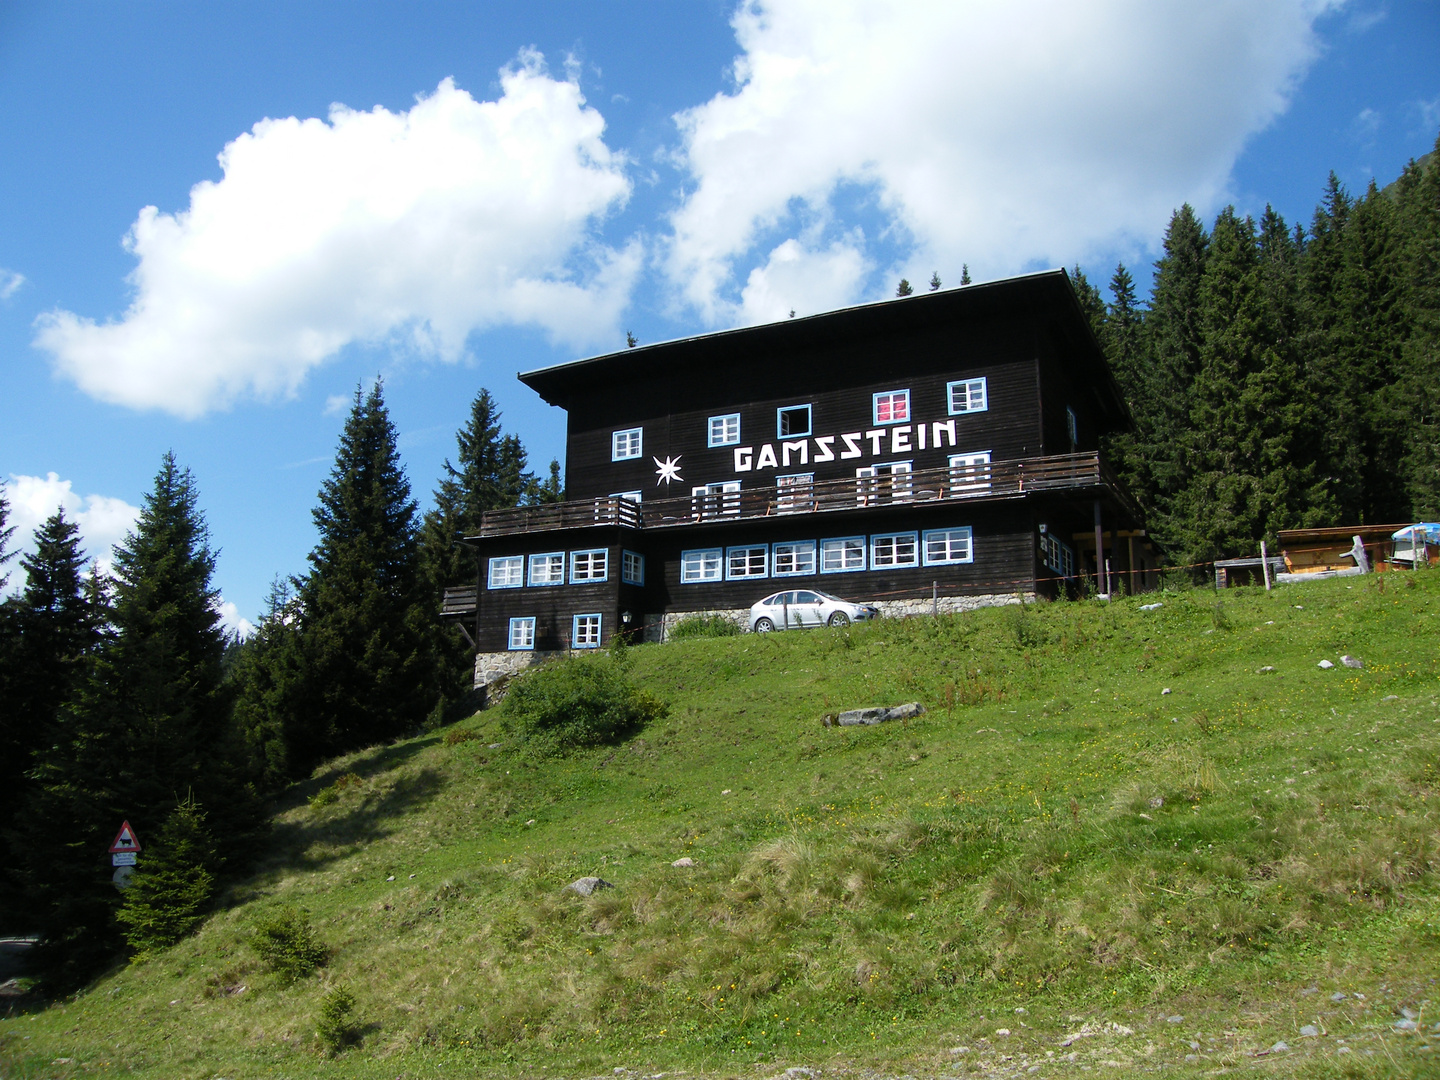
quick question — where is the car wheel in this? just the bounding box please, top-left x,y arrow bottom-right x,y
828,611 -> 850,627
754,617 -> 775,633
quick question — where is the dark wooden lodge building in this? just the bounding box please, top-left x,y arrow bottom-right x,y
447,269 -> 1157,687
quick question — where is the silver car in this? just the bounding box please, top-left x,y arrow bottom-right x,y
749,589 -> 879,631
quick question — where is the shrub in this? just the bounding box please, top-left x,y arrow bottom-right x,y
499,655 -> 666,752
669,613 -> 741,639
252,906 -> 328,983
309,771 -> 362,808
443,727 -> 483,747
116,796 -> 217,957
316,984 -> 358,1055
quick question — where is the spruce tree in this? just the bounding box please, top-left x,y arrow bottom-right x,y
230,577 -> 306,790
0,481 -> 15,590
115,795 -> 217,955
896,278 -> 913,297
295,382 -> 436,766
1394,135 -> 1440,515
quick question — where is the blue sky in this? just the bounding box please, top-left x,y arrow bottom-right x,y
1,0 -> 1436,632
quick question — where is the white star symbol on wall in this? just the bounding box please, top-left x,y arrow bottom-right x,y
654,455 -> 683,485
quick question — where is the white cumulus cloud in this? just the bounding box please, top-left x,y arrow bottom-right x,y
214,599 -> 255,640
4,473 -> 141,584
0,269 -> 25,300
666,0 -> 1343,323
35,52 -> 636,418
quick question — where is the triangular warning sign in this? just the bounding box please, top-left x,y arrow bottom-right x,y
109,820 -> 141,853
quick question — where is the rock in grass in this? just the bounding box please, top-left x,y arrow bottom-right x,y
1300,1025 -> 1319,1037
565,876 -> 613,897
671,857 -> 694,868
1270,1040 -> 1289,1052
1139,602 -> 1163,611
1331,992 -> 1347,1002
833,702 -> 925,727
1317,660 -> 1335,669
1341,654 -> 1363,669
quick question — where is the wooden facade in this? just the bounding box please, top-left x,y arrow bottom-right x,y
448,270 -> 1156,662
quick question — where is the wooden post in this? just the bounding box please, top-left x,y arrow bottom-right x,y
1093,501 -> 1104,597
1260,539 -> 1272,591
932,580 -> 938,618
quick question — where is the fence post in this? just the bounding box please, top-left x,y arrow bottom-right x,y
1260,539 -> 1272,591
933,580 -> 938,618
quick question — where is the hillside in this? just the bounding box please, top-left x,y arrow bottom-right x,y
4,574 -> 1439,1079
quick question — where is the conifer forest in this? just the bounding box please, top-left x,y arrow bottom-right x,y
0,138 -> 1437,988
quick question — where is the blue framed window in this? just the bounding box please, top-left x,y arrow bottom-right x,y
776,404 -> 812,438
573,613 -> 602,649
726,545 -> 768,580
708,413 -> 741,447
947,378 -> 987,415
611,489 -> 642,504
923,527 -> 974,566
680,548 -> 722,583
612,427 -> 643,461
871,532 -> 919,568
570,548 -> 608,583
622,549 -> 644,585
820,536 -> 866,573
488,555 -> 523,589
508,617 -> 536,651
873,389 -> 910,425
772,540 -> 816,577
528,552 -> 565,586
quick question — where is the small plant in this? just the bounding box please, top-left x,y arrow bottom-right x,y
669,613 -> 742,639
309,771 -> 362,808
443,727 -> 483,747
316,984 -> 358,1055
1211,601 -> 1233,631
499,654 -> 667,753
252,906 -> 328,983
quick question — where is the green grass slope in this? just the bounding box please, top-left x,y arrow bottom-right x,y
4,575 -> 1439,1078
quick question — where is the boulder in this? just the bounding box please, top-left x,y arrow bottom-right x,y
565,876 -> 614,897
830,702 -> 926,727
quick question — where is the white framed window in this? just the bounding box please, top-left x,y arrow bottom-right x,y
776,404 -> 812,438
772,540 -> 816,577
573,613 -> 602,649
708,413 -> 741,447
948,451 -> 993,495
528,551 -> 565,586
873,389 -> 910,425
820,536 -> 866,573
923,527 -> 974,566
871,532 -> 919,568
775,472 -> 814,512
508,617 -> 536,651
856,461 -> 913,504
570,548 -> 609,583
680,548 -> 723,583
1066,406 -> 1078,446
948,378 -> 988,415
488,555 -> 523,589
612,427 -> 643,461
622,550 -> 644,585
611,490 -> 642,504
692,480 -> 740,518
726,545 -> 768,580
1041,533 -> 1075,577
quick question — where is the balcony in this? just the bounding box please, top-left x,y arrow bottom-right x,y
465,452 -> 1137,540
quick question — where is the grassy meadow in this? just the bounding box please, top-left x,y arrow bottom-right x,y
3,572 -> 1439,1078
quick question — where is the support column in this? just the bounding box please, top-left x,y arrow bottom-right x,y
1093,501 -> 1104,594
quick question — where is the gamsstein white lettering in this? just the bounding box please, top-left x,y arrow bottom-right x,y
756,443 -> 779,470
734,447 -> 753,472
917,423 -> 927,449
932,419 -> 956,447
782,440 -> 808,467
891,426 -> 912,454
813,435 -> 836,462
840,432 -> 863,460
866,429 -> 886,455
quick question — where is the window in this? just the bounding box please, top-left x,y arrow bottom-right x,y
612,427 -> 643,461
611,490 -> 642,504
622,549 -> 644,585
692,480 -> 740,518
948,378 -> 988,415
726,545 -> 768,580
708,413 -> 741,447
508,617 -> 536,651
948,451 -> 993,495
488,555 -> 523,589
820,536 -> 866,573
681,548 -> 723,583
1041,533 -> 1075,577
573,613 -> 602,649
856,461 -> 913,504
776,404 -> 812,438
923,527 -> 974,566
775,472 -> 814,513
872,532 -> 919,568
873,389 -> 910,424
1066,406 -> 1078,447
570,548 -> 608,582
528,551 -> 565,586
773,540 -> 816,577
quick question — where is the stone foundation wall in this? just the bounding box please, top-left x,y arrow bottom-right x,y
473,649 -> 565,690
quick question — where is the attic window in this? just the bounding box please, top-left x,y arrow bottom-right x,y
777,404 -> 812,438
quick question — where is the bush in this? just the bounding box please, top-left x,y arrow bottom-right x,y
498,655 -> 666,753
116,797 -> 217,957
316,984 -> 358,1055
668,613 -> 742,639
252,906 -> 328,983
309,771 -> 362,808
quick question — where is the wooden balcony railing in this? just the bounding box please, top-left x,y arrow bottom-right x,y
467,451 -> 1134,539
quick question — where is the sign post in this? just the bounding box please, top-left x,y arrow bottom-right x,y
109,820 -> 141,890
